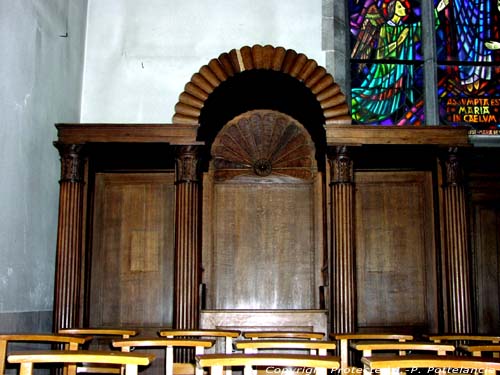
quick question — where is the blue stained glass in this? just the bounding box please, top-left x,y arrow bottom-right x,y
435,0 -> 500,132
349,0 -> 500,128
349,0 -> 424,125
435,0 -> 499,64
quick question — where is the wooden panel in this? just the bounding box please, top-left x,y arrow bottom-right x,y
89,173 -> 175,329
354,171 -> 438,332
55,123 -> 201,145
208,182 -> 317,309
472,204 -> 500,333
200,310 -> 327,333
325,125 -> 470,146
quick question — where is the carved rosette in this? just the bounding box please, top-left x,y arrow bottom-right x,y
211,110 -> 316,181
54,143 -> 85,183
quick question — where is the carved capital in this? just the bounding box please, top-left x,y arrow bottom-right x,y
329,146 -> 353,184
54,142 -> 85,183
442,147 -> 463,187
175,145 -> 201,183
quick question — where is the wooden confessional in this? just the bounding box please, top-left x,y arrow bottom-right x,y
52,46 -> 500,375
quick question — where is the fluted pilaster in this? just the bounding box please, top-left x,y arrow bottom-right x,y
173,145 -> 202,362
441,147 -> 472,333
53,143 -> 86,331
174,146 -> 201,327
329,146 -> 356,334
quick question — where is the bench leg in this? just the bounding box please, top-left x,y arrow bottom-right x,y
0,340 -> 6,375
19,362 -> 34,375
125,364 -> 138,375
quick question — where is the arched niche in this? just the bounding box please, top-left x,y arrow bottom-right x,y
201,110 -> 327,324
173,45 -> 351,147
190,46 -> 341,333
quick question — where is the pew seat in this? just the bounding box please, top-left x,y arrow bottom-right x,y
7,350 -> 154,375
58,330 -> 138,339
459,344 -> 500,358
361,354 -> 500,375
58,327 -> 139,374
242,331 -> 325,340
350,341 -> 455,357
159,330 -> 240,355
197,353 -> 340,375
0,333 -> 92,375
330,333 -> 414,370
58,328 -> 139,374
113,338 -> 215,375
235,339 -> 336,355
426,335 -> 500,344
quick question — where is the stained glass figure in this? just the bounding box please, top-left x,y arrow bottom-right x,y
435,0 -> 500,131
349,0 -> 425,125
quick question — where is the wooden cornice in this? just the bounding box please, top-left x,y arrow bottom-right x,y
55,123 -> 203,145
325,125 -> 471,146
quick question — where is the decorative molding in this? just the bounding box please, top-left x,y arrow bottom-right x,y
173,45 -> 351,126
329,146 -> 353,184
211,110 -> 317,181
54,143 -> 85,183
443,147 -> 463,186
175,146 -> 201,183
325,125 -> 470,146
55,123 -> 200,145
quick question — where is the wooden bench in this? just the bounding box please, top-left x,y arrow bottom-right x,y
58,329 -> 138,340
426,335 -> 500,343
243,331 -> 325,340
158,330 -> 240,355
58,328 -> 139,374
113,338 -> 214,375
350,341 -> 455,357
197,353 -> 340,375
158,330 -> 241,375
459,344 -> 500,358
0,334 -> 92,375
7,350 -> 154,375
362,354 -> 500,375
330,333 -> 413,370
235,339 -> 336,356
425,335 -> 500,357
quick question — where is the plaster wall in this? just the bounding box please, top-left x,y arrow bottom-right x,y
0,0 -> 87,329
81,0 -> 324,123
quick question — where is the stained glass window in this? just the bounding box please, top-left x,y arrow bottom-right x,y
435,0 -> 500,133
349,0 -> 500,131
349,0 -> 425,125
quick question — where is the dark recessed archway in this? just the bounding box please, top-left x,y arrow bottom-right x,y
172,45 -> 351,127
198,69 -> 326,154
172,45 -> 352,170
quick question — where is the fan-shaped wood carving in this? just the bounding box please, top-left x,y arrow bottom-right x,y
211,110 -> 316,182
173,45 -> 351,126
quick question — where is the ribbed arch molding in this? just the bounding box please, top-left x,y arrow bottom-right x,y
173,45 -> 351,126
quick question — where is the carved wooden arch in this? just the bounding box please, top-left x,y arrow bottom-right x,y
211,109 -> 317,182
172,45 -> 351,126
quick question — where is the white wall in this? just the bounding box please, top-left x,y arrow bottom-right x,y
0,0 -> 87,322
81,0 -> 324,123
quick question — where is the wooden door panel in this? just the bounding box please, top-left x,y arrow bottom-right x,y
473,204 -> 500,333
355,171 -> 438,332
89,173 -> 175,328
209,182 -> 317,309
